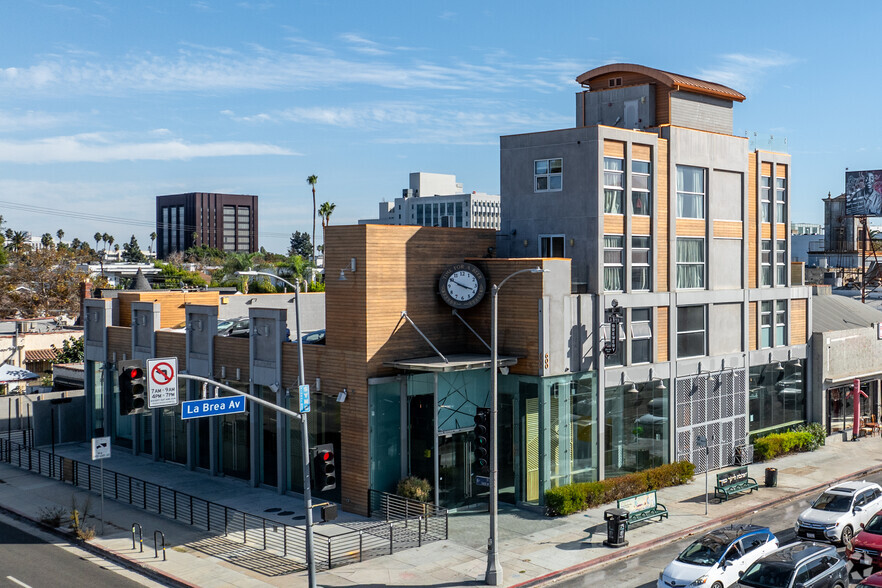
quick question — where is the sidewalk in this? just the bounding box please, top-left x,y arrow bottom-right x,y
0,434 -> 879,587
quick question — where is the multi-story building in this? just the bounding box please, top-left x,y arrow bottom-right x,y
498,63 -> 810,472
360,172 -> 501,229
156,193 -> 258,259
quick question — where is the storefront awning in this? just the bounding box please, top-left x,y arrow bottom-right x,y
0,364 -> 40,383
384,353 -> 518,373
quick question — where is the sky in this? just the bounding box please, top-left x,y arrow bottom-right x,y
1,1 -> 880,254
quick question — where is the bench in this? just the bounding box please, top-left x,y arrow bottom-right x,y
714,466 -> 760,501
616,490 -> 668,529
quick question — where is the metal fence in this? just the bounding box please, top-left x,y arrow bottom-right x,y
0,438 -> 447,571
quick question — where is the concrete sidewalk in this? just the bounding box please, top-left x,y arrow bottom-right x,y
0,434 -> 879,587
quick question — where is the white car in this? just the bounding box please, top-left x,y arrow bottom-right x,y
658,524 -> 779,588
795,480 -> 882,545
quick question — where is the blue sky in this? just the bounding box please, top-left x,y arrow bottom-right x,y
0,1 -> 878,253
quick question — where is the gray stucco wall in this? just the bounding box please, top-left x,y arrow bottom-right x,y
669,91 -> 734,135
576,84 -> 655,129
708,303 -> 742,356
220,292 -> 325,334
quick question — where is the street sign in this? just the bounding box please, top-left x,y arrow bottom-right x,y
91,436 -> 111,460
147,357 -> 179,409
299,384 -> 310,413
181,396 -> 246,419
475,475 -> 490,487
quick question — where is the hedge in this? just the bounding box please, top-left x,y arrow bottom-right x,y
545,461 -> 695,516
753,423 -> 825,461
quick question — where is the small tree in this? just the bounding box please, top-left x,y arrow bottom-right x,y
51,337 -> 85,363
288,231 -> 312,258
122,235 -> 147,263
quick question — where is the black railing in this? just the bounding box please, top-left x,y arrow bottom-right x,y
367,488 -> 448,541
0,438 -> 446,570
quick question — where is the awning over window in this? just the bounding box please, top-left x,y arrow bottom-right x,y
384,353 -> 518,373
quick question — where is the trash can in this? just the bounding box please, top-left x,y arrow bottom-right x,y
765,467 -> 778,488
603,508 -> 629,548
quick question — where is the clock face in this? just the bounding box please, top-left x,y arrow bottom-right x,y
438,263 -> 486,309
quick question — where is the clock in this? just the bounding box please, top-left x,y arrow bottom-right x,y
438,263 -> 486,309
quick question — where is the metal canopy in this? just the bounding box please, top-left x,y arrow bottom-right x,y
384,353 -> 518,373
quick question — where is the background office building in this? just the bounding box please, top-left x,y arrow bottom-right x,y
156,193 -> 258,259
360,172 -> 501,229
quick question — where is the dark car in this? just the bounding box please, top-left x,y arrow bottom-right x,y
301,329 -> 326,345
735,542 -> 846,588
218,317 -> 250,337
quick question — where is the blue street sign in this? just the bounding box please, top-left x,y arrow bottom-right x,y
475,475 -> 490,487
299,385 -> 310,413
182,396 -> 246,420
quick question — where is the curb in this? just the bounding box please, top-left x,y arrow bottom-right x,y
510,462 -> 882,588
0,502 -> 195,588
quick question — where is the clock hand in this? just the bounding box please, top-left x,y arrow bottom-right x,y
451,279 -> 476,292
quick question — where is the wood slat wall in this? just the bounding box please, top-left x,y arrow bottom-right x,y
713,220 -> 743,239
676,218 -> 706,236
761,224 -> 772,239
212,337 -> 250,383
749,302 -> 758,351
118,291 -> 220,328
775,224 -> 786,239
106,326 -> 132,361
656,306 -> 669,362
761,162 -> 772,176
632,143 -> 652,161
604,214 -> 624,234
748,155 -> 758,288
604,140 -> 625,158
155,332 -> 187,371
632,217 -> 651,235
657,139 -> 669,291
791,299 -> 807,345
776,163 -> 787,178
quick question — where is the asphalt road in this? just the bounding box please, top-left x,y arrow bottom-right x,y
0,515 -> 149,588
555,470 -> 882,588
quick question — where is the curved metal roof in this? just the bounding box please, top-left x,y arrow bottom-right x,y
576,63 -> 746,102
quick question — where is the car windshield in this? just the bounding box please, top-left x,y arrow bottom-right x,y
217,320 -> 235,331
813,491 -> 853,512
865,513 -> 882,534
738,561 -> 794,588
676,535 -> 728,566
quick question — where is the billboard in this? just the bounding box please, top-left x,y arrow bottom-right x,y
845,169 -> 882,217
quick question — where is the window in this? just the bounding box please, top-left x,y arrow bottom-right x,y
631,308 -> 652,364
676,238 -> 704,289
608,77 -> 622,87
776,239 -> 787,285
775,301 -> 787,346
535,158 -> 563,192
632,235 -> 651,291
677,166 -> 705,219
677,306 -> 705,358
540,235 -> 565,257
632,160 -> 651,216
603,158 -> 624,213
603,235 -> 624,291
760,301 -> 772,348
776,177 -> 786,221
760,175 -> 771,222
761,240 -> 772,286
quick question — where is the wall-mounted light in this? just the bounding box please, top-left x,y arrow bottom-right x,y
269,382 -> 280,394
523,239 -> 529,247
337,389 -> 347,403
339,257 -> 357,280
221,366 -> 226,379
315,377 -> 321,391
569,238 -> 575,247
499,366 -> 510,376
235,368 -> 241,381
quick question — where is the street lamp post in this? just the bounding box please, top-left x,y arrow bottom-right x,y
486,266 -> 545,586
237,270 -> 316,588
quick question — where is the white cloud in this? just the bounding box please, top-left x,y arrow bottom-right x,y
0,133 -> 296,163
0,109 -> 70,132
338,33 -> 390,56
699,52 -> 797,92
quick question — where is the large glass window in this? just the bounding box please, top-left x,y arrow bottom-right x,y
604,235 -> 624,291
677,305 -> 705,358
540,235 -> 565,257
748,362 -> 805,434
604,380 -> 669,478
676,238 -> 704,289
776,239 -> 787,285
535,158 -> 563,192
761,240 -> 772,286
632,160 -> 651,216
761,176 -> 772,222
369,381 -> 402,493
632,236 -> 651,291
631,308 -> 652,364
603,158 -> 624,213
776,177 -> 787,222
550,376 -> 598,487
677,166 -> 705,219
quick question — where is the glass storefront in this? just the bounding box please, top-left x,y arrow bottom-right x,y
160,379 -> 187,464
604,379 -> 669,478
287,391 -> 341,500
369,380 -> 401,494
259,385 -> 278,487
219,383 -> 249,480
748,362 -> 805,434
827,381 -> 877,435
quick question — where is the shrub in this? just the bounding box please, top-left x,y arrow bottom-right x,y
38,505 -> 66,527
792,422 -> 826,451
545,461 -> 694,516
753,430 -> 815,461
396,476 -> 432,503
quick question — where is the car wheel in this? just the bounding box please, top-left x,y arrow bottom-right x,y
840,524 -> 854,546
711,583 -> 723,588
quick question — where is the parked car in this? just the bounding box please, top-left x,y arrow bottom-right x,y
300,329 -> 326,345
218,317 -> 250,337
858,570 -> 882,586
795,481 -> 882,544
657,524 -> 778,588
846,508 -> 882,573
735,542 -> 846,588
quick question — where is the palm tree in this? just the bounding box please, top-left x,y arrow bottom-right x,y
107,235 -> 114,251
40,233 -> 53,249
219,252 -> 260,293
56,229 -> 64,242
8,231 -> 28,253
149,231 -> 157,253
94,232 -> 102,251
318,201 -> 336,255
101,233 -> 109,250
307,174 -> 318,261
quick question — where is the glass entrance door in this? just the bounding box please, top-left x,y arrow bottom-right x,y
438,431 -> 481,509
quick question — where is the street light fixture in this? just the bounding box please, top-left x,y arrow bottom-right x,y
237,270 -> 317,588
486,266 -> 546,586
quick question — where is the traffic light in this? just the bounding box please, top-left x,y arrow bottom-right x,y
473,407 -> 491,477
312,443 -> 336,492
118,360 -> 148,416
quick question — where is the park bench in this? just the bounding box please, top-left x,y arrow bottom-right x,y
616,490 -> 668,529
714,466 -> 759,501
